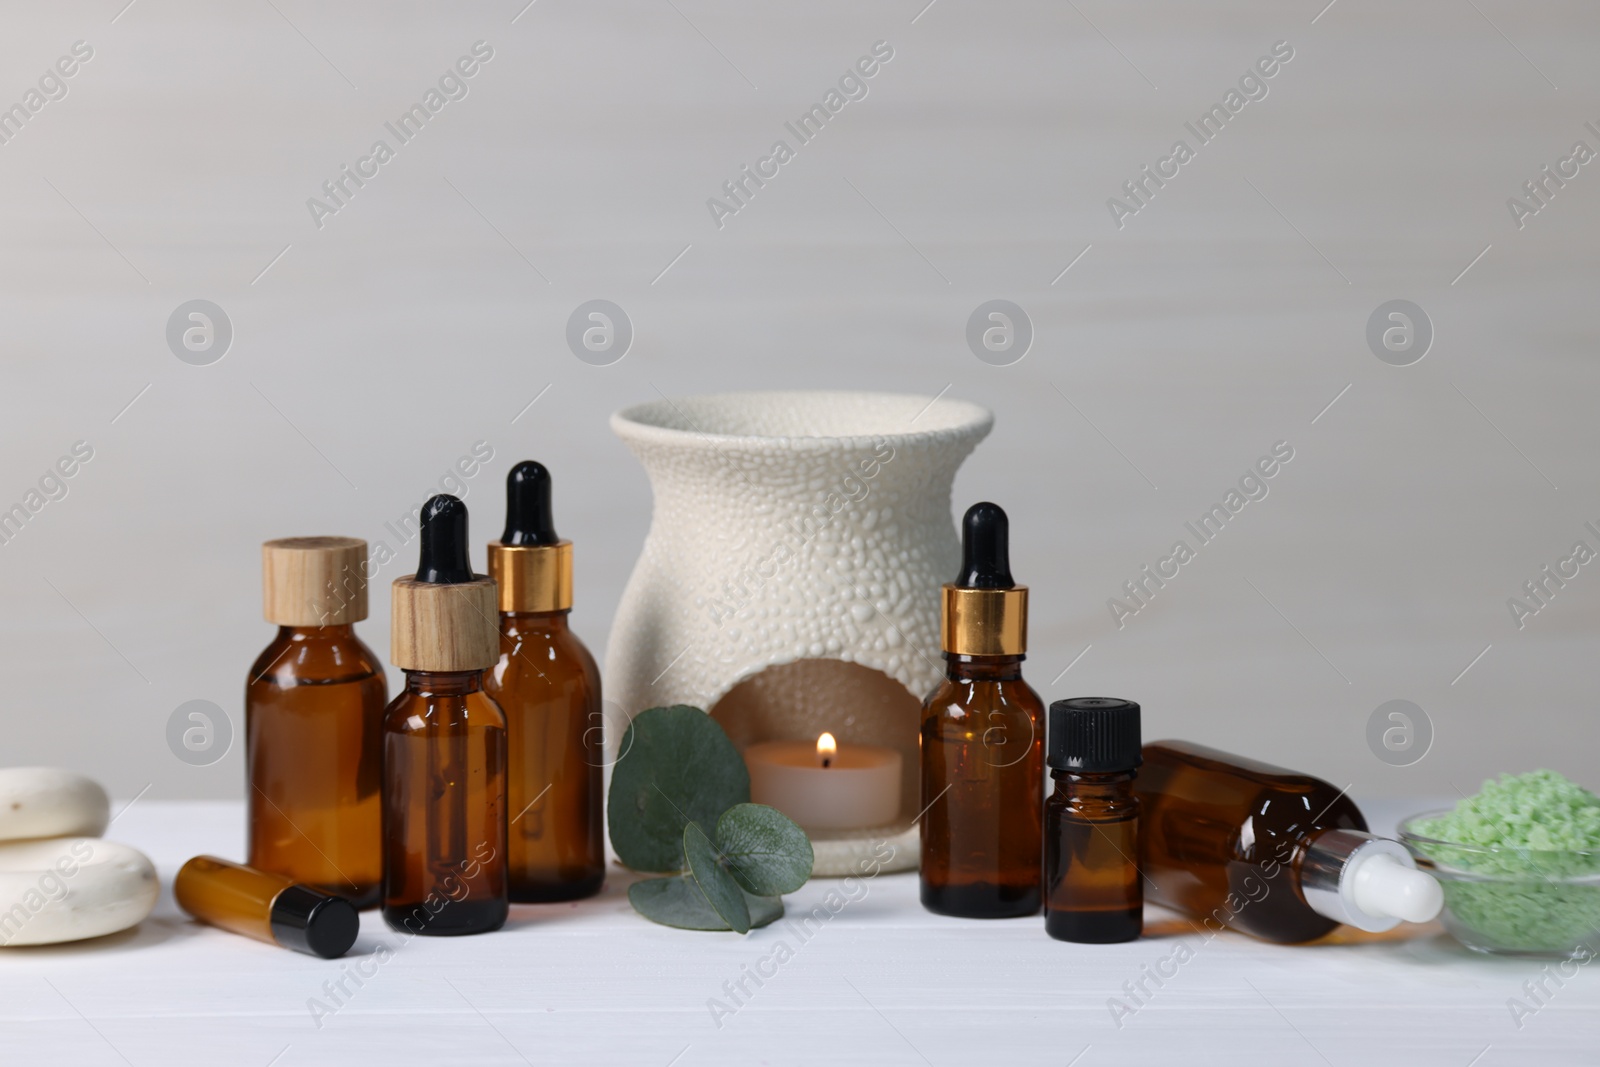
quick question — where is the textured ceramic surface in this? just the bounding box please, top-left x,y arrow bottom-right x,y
607,391 -> 992,874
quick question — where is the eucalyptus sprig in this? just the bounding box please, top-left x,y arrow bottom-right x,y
608,705 -> 814,932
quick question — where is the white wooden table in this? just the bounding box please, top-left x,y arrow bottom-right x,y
5,799 -> 1596,1066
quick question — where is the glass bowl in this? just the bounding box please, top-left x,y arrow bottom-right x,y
1399,811 -> 1600,957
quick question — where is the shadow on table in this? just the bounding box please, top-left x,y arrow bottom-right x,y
0,914 -> 203,958
1139,915 -> 1524,967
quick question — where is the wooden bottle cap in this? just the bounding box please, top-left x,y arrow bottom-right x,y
389,575 -> 499,672
262,537 -> 369,626
486,541 -> 572,613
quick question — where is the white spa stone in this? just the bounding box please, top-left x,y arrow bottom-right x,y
0,837 -> 158,946
0,767 -> 110,841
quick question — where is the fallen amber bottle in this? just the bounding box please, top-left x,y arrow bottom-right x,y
175,855 -> 359,958
1137,741 -> 1441,943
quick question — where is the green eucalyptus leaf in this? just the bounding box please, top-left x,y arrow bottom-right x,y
744,892 -> 783,928
606,705 -> 750,873
684,822 -> 751,934
628,876 -> 730,930
715,803 -> 815,897
628,876 -> 784,931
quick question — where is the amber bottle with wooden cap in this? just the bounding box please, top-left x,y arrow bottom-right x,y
920,502 -> 1045,918
484,461 -> 604,903
175,855 -> 359,958
383,495 -> 508,936
247,536 -> 387,909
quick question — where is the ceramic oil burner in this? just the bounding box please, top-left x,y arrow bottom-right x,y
607,391 -> 993,875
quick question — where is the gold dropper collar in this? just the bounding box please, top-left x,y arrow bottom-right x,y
941,584 -> 1028,656
486,540 -> 572,613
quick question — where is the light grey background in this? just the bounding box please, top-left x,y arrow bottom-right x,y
2,0 -> 1595,803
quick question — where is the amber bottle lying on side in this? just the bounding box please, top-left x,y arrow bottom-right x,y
1137,741 -> 1442,943
247,537 -> 387,909
175,855 -> 359,958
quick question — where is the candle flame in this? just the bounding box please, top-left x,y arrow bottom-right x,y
817,732 -> 837,768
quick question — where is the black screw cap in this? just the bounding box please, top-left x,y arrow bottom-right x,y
1048,697 -> 1142,773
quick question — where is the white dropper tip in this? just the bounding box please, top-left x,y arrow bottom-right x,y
1351,852 -> 1444,924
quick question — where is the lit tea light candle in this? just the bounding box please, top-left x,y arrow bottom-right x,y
745,733 -> 902,832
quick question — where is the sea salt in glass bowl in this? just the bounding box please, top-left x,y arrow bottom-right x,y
1399,812 -> 1600,957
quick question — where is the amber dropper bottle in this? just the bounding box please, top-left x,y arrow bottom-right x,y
247,537 -> 387,909
1044,698 -> 1142,943
382,495 -> 509,936
485,461 -> 604,903
175,855 -> 359,958
920,502 -> 1045,918
1137,741 -> 1442,943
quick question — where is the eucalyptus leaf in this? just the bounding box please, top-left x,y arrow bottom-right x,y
629,876 -> 784,931
715,803 -> 815,897
628,876 -> 731,931
684,822 -> 751,933
606,705 -> 750,873
743,892 -> 783,928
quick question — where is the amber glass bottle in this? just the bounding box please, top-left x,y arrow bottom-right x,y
1137,741 -> 1442,943
247,537 -> 386,909
382,495 -> 509,936
921,502 -> 1045,918
1044,698 -> 1142,943
485,461 -> 604,903
175,855 -> 359,958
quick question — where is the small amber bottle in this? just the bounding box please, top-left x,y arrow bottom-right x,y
382,495 -> 509,936
485,461 -> 604,903
920,502 -> 1045,918
1044,697 -> 1142,943
1137,741 -> 1442,943
247,537 -> 387,909
175,855 -> 359,958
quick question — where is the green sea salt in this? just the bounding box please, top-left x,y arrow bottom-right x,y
1411,770 -> 1600,952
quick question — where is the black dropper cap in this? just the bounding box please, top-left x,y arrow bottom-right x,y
415,494 -> 474,584
268,884 -> 359,959
955,501 -> 1014,588
501,461 -> 559,546
1048,697 -> 1142,773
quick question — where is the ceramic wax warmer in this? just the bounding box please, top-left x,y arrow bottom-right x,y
607,391 -> 993,874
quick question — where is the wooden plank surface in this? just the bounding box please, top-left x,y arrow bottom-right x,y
3,800 -> 1595,1066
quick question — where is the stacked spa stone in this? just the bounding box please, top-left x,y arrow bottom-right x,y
0,768 -> 158,946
